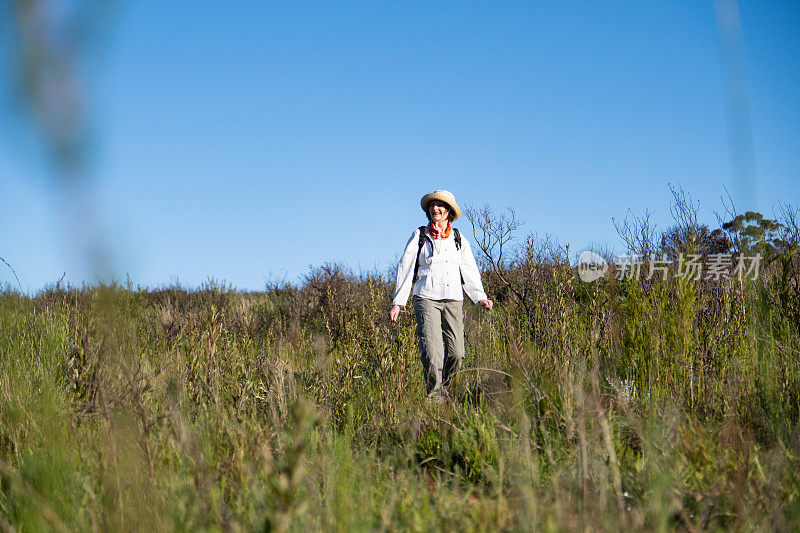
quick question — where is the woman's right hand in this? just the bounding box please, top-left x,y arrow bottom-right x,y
389,305 -> 401,322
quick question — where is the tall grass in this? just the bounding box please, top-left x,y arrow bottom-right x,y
1,234 -> 799,530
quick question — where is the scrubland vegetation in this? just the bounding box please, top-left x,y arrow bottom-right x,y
1,191 -> 799,531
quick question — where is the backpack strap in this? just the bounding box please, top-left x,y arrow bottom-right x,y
453,228 -> 465,285
413,226 -> 427,283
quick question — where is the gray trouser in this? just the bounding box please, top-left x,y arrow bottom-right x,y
413,296 -> 465,398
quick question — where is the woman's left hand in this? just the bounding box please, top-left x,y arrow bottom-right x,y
478,299 -> 493,310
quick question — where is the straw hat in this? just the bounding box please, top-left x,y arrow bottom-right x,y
420,190 -> 461,222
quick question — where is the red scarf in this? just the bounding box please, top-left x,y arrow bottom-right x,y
428,220 -> 452,240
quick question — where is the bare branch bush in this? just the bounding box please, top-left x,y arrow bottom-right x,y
612,208 -> 659,259
774,202 -> 800,252
464,205 -> 520,272
714,186 -> 742,253
465,205 -> 575,347
663,184 -> 700,257
661,184 -> 731,259
465,205 -> 525,305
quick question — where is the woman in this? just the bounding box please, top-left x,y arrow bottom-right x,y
389,190 -> 493,400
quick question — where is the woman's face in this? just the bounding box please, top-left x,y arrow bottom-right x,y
429,200 -> 450,223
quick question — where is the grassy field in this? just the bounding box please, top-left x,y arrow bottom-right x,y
1,205 -> 799,531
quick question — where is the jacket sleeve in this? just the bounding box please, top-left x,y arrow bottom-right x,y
392,229 -> 421,306
459,237 -> 488,304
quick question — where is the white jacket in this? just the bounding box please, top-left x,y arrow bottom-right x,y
392,227 -> 488,306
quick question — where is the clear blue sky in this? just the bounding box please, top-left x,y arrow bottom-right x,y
2,1 -> 799,292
